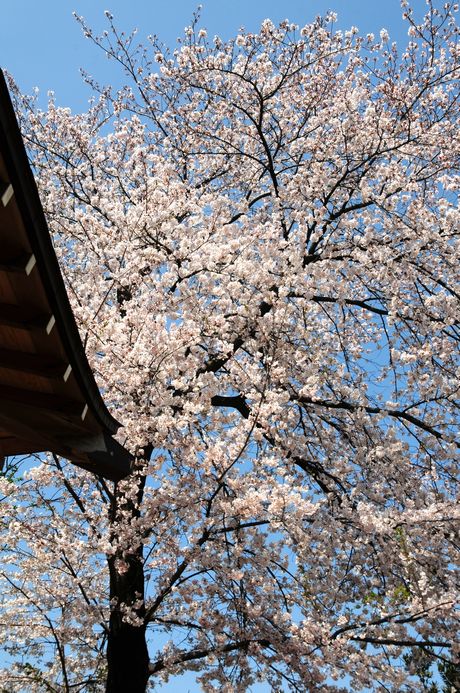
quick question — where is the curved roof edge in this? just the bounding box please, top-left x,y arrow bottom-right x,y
0,69 -> 121,436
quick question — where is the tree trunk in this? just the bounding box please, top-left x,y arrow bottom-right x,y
106,553 -> 150,692
106,452 -> 151,693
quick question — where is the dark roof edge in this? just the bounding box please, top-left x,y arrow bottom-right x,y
0,69 -> 120,435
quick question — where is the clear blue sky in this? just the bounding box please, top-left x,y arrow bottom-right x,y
1,0 -> 427,111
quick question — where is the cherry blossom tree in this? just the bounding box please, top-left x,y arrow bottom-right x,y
1,1 -> 459,691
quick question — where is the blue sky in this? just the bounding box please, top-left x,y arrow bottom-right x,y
2,0 -> 426,111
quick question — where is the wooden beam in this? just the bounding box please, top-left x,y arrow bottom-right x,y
0,383 -> 85,416
0,411 -> 131,481
0,408 -> 71,459
0,252 -> 36,274
0,346 -> 69,379
61,431 -> 134,481
0,302 -> 54,331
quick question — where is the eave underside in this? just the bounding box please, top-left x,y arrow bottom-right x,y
0,70 -> 132,481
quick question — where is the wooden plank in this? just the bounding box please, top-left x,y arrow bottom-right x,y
0,411 -> 130,480
0,302 -> 53,331
0,383 -> 85,416
0,252 -> 36,275
0,408 -> 69,458
0,346 -> 68,379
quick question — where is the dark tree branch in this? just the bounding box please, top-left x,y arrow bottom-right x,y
148,638 -> 272,675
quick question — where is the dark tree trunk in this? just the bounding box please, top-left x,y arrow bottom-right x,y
106,553 -> 150,692
105,450 -> 152,693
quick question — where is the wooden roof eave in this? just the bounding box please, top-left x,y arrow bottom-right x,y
0,69 -> 133,481
0,71 -> 119,434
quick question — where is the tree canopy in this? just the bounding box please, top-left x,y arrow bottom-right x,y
1,2 -> 459,691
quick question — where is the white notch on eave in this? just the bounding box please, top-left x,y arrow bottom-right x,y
63,364 -> 72,382
45,315 -> 55,335
25,254 -> 36,275
1,183 -> 13,207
